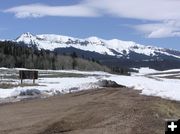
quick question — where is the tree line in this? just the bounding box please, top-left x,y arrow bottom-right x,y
0,41 -> 110,72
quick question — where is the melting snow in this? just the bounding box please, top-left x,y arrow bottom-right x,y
0,68 -> 180,101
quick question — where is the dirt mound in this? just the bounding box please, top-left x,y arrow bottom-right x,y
97,80 -> 125,88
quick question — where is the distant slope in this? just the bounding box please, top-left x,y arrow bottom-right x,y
0,41 -> 110,72
15,33 -> 180,58
8,32 -> 180,70
54,47 -> 180,70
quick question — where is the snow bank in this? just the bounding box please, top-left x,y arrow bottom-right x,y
0,68 -> 180,102
0,77 -> 100,99
104,75 -> 180,101
135,67 -> 158,74
161,69 -> 180,73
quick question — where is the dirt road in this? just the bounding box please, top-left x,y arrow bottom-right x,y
0,88 -> 180,134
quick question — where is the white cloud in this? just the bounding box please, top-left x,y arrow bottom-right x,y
87,0 -> 180,38
4,0 -> 180,38
4,3 -> 100,18
87,0 -> 180,21
134,21 -> 180,38
7,0 -> 180,20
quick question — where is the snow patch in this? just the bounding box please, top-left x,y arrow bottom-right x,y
0,68 -> 180,102
137,67 -> 159,74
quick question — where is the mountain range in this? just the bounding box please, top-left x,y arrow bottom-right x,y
12,32 -> 180,70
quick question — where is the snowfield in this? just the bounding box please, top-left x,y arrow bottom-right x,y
0,67 -> 180,102
106,75 -> 180,101
0,77 -> 99,99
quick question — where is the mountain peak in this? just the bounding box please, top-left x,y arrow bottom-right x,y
20,32 -> 34,38
86,36 -> 102,42
14,33 -> 180,59
16,32 -> 35,40
16,32 -> 37,44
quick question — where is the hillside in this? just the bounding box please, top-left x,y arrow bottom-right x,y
0,41 -> 110,72
13,33 -> 180,70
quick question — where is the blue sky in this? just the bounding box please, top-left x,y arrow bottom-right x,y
1,0 -> 180,50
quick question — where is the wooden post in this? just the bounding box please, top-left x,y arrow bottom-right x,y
20,71 -> 23,84
33,79 -> 35,84
33,71 -> 35,84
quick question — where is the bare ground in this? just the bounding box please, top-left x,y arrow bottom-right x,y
0,88 -> 180,134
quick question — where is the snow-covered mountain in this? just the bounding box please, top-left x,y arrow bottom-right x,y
15,32 -> 180,59
13,32 -> 180,70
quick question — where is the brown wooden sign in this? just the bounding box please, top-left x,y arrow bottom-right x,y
19,70 -> 38,79
19,70 -> 38,84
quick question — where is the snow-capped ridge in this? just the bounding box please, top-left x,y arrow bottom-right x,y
86,36 -> 103,42
15,33 -> 180,59
36,34 -> 77,43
